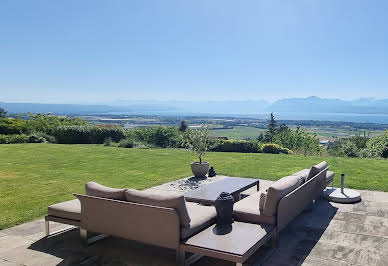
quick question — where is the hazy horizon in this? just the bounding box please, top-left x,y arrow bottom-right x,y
2,96 -> 388,106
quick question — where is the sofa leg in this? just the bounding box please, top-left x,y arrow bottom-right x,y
176,247 -> 185,266
45,220 -> 49,236
80,229 -> 88,245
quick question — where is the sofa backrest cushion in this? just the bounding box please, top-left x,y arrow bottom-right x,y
307,161 -> 328,181
263,174 -> 304,217
85,182 -> 126,201
125,189 -> 191,227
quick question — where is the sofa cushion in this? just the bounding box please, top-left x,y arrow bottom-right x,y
125,189 -> 191,227
48,199 -> 81,221
180,202 -> 216,239
85,182 -> 126,201
234,191 -> 275,224
307,161 -> 328,181
263,175 -> 303,217
326,171 -> 335,184
293,169 -> 310,180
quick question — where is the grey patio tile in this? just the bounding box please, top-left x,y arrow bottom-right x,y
332,211 -> 366,224
0,235 -> 34,255
309,242 -> 361,264
0,259 -> 23,266
319,230 -> 385,251
0,233 -> 6,239
381,224 -> 388,239
358,248 -> 380,266
365,216 -> 388,226
343,222 -> 382,237
326,219 -> 346,231
377,250 -> 388,266
370,191 -> 388,202
0,219 -> 45,237
0,244 -> 62,266
319,230 -> 348,245
330,202 -> 355,212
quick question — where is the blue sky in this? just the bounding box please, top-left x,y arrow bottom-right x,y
1,0 -> 388,103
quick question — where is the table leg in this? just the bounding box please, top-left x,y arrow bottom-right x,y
257,182 -> 260,191
236,263 -> 243,266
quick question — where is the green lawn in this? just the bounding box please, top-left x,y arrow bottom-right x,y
1,144 -> 387,229
211,126 -> 266,139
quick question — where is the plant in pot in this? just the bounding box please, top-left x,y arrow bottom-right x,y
184,125 -> 213,178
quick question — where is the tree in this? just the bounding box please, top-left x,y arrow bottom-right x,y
257,132 -> 264,141
265,112 -> 277,142
184,125 -> 213,163
278,123 -> 289,133
0,107 -> 8,118
179,120 -> 188,132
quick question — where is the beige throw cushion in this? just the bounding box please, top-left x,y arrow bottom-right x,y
125,189 -> 191,227
307,161 -> 328,181
263,174 -> 303,217
85,182 -> 126,200
259,192 -> 267,212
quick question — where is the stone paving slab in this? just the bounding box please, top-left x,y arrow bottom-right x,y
1,175 -> 388,266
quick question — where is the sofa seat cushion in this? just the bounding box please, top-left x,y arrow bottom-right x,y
125,189 -> 191,227
234,191 -> 275,225
326,171 -> 335,184
48,199 -> 81,221
307,161 -> 328,181
180,202 -> 216,239
264,174 -> 304,217
85,182 -> 126,201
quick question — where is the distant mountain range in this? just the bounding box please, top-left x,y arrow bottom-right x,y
267,96 -> 388,114
1,97 -> 388,122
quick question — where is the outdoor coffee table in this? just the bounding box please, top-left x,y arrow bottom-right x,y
183,177 -> 259,205
181,222 -> 275,266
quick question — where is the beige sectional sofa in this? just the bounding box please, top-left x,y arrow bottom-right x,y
46,161 -> 333,265
74,183 -> 216,248
234,161 -> 331,236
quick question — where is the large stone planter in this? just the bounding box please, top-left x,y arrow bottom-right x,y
191,162 -> 209,178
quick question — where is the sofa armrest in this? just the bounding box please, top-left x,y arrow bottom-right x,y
74,194 -> 181,249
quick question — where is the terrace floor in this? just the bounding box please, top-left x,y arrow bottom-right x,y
1,176 -> 388,266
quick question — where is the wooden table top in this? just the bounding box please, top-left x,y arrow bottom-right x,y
183,177 -> 259,204
182,222 -> 274,263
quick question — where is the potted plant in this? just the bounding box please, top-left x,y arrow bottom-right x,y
184,125 -> 213,178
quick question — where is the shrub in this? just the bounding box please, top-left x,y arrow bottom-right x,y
118,138 -> 134,148
341,141 -> 359,158
33,132 -> 56,143
133,126 -> 182,148
0,118 -> 29,134
365,131 -> 388,158
103,137 -> 113,146
272,126 -> 320,155
90,126 -> 126,143
53,125 -> 125,144
27,114 -> 88,135
28,133 -> 47,143
0,134 -> 29,144
261,143 -> 291,154
211,139 -> 261,153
